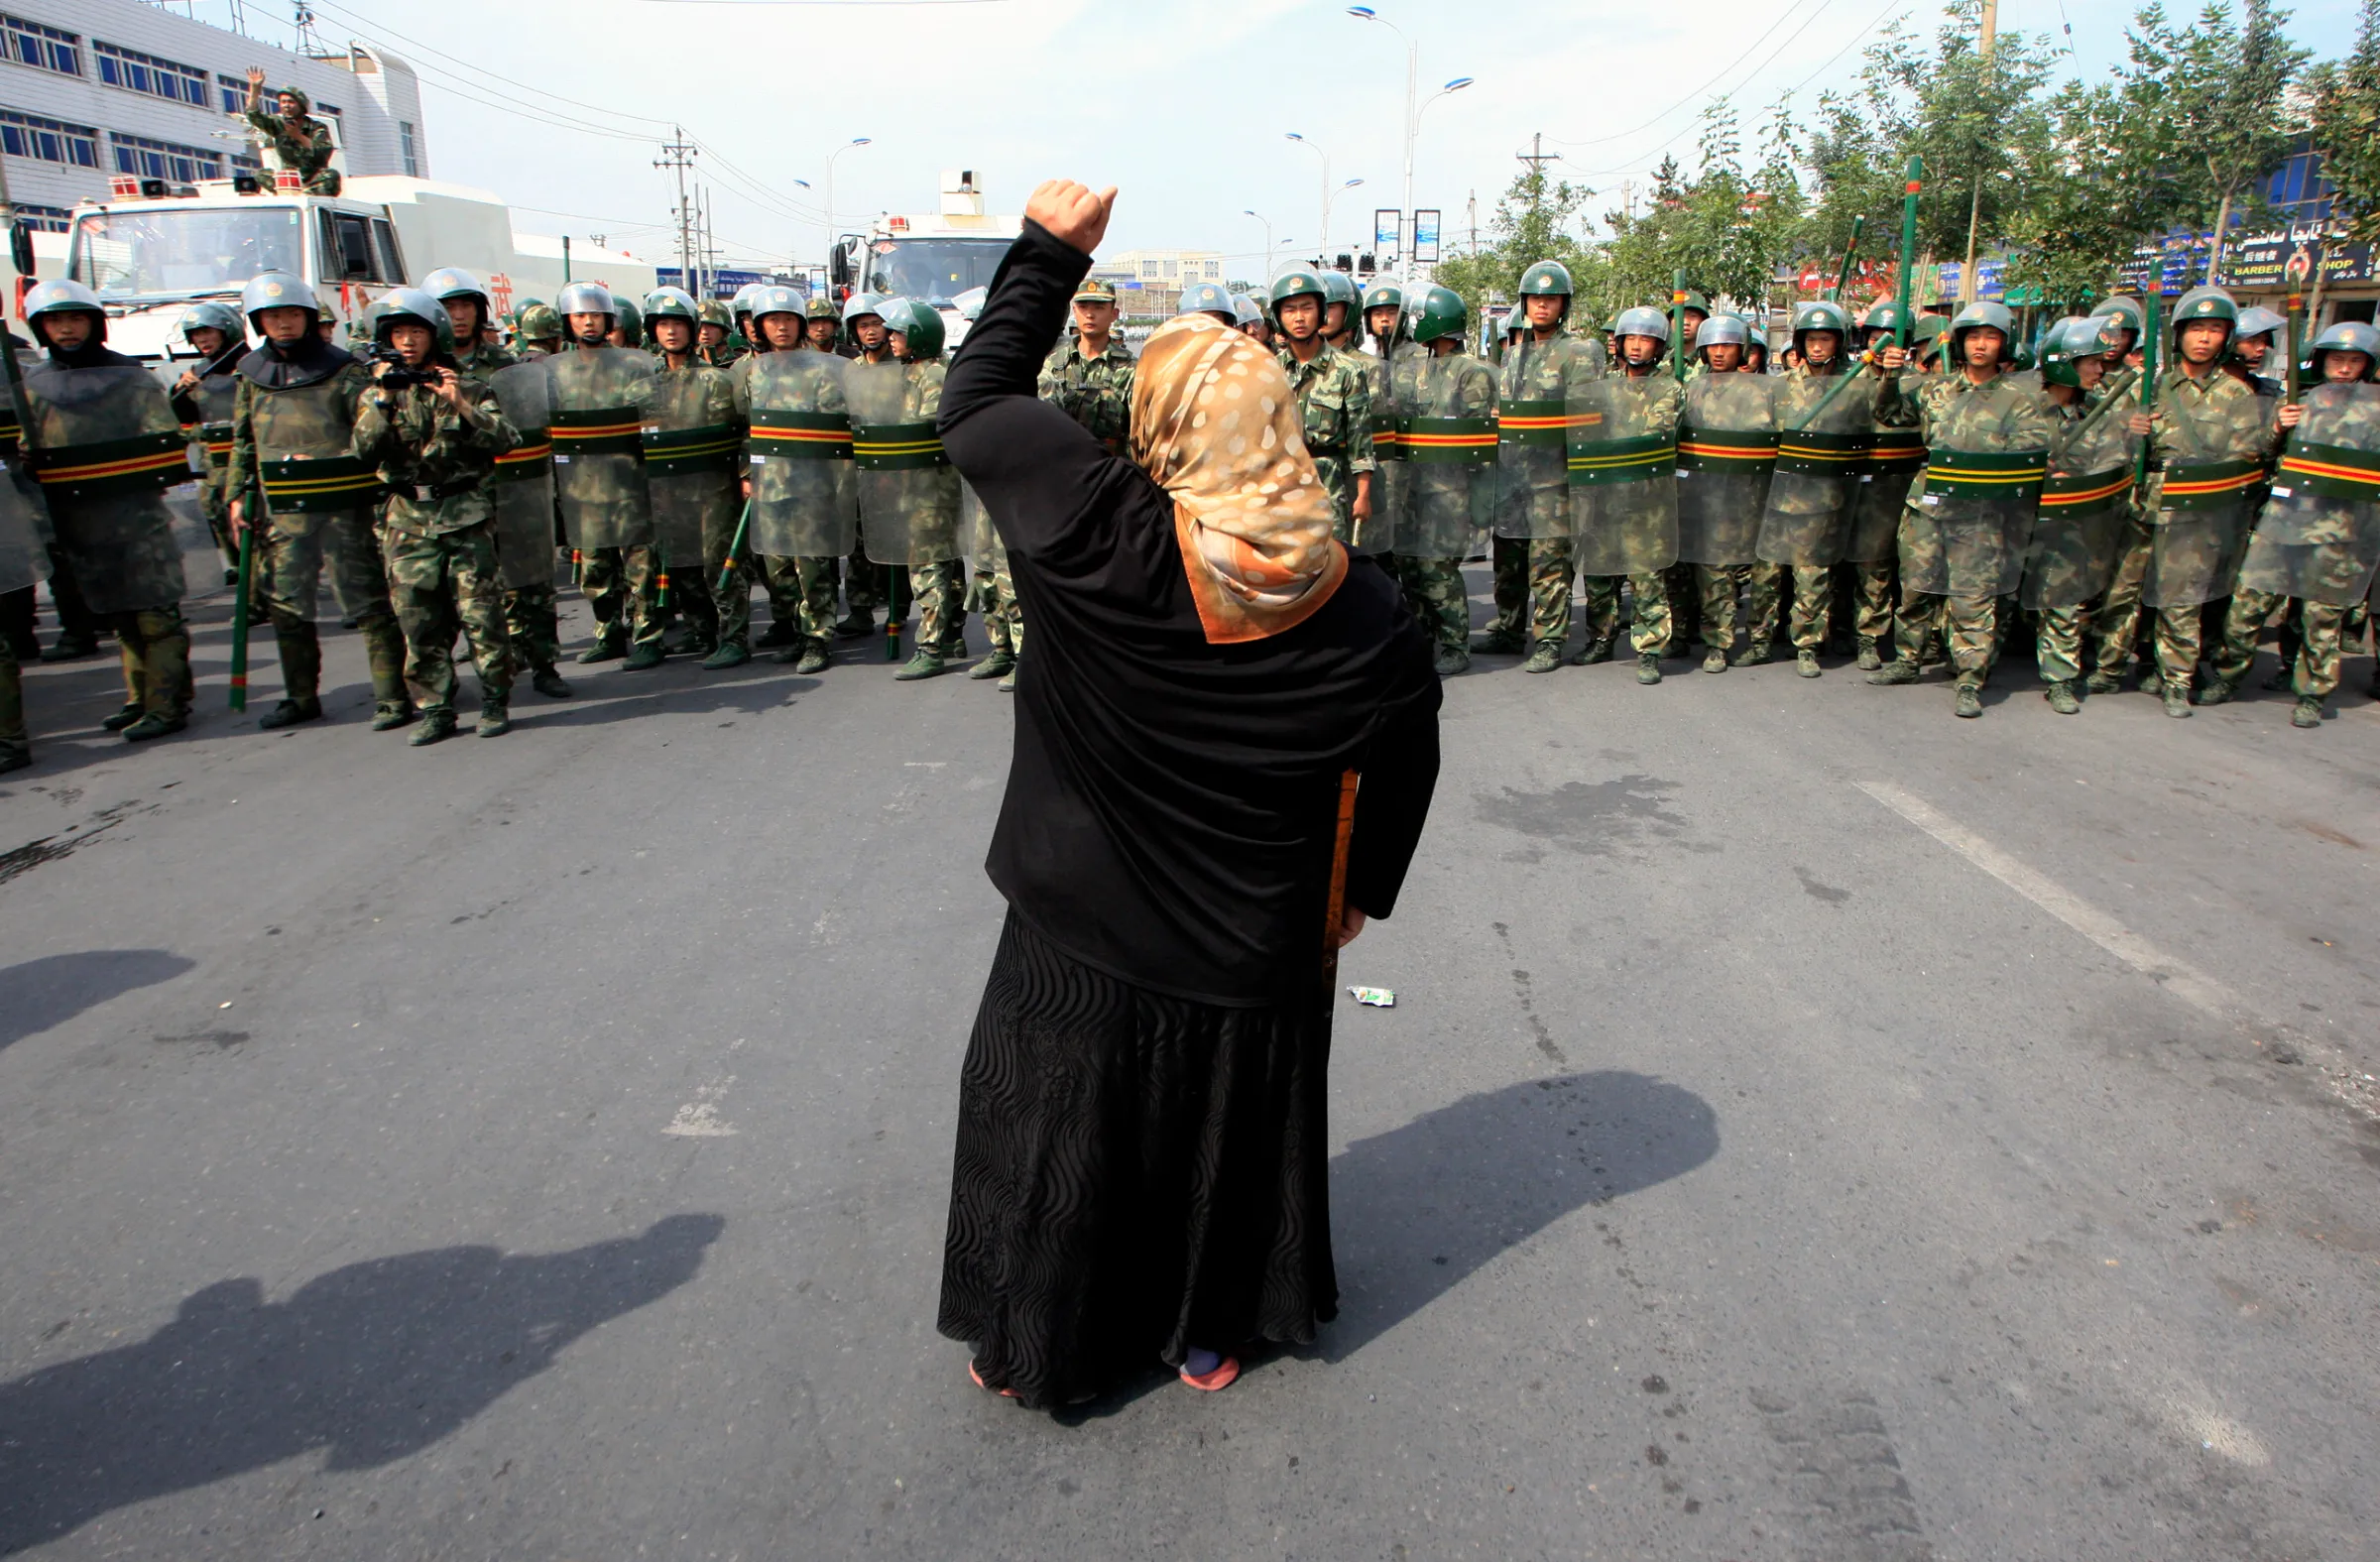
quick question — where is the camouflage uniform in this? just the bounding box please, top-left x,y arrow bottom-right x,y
1279,342 -> 1376,542
1742,362 -> 1864,659
227,354 -> 410,718
244,84 -> 341,195
1487,330 -> 1605,654
452,339 -> 518,379
2094,366 -> 2276,691
733,345 -> 855,662
352,373 -> 520,720
1577,371 -> 1684,660
645,355 -> 745,657
1392,346 -> 1497,658
850,354 -> 964,661
171,361 -> 243,580
1874,369 -> 2053,682
548,344 -> 662,658
2029,377 -> 2141,685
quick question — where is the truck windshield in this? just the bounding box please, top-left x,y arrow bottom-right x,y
69,205 -> 306,300
864,238 -> 1009,306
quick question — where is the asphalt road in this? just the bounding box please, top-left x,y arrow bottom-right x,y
3,565 -> 2376,1561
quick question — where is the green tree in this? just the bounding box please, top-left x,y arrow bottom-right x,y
2129,0 -> 2312,279
1432,165 -> 1596,331
2307,0 -> 2380,244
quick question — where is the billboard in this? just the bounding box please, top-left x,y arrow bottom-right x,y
1374,208 -> 1400,256
1413,209 -> 1441,264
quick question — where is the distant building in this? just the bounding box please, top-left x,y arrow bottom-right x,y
1,0 -> 425,229
1104,247 -> 1225,317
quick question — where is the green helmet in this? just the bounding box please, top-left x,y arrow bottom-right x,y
1319,269 -> 1360,322
696,299 -> 734,332
878,297 -> 945,360
732,282 -> 766,323
2040,315 -> 2124,389
2308,319 -> 2380,380
518,302 -> 562,343
2087,295 -> 2145,336
1860,299 -> 1912,340
1267,266 -> 1327,323
1792,300 -> 1852,352
643,286 -> 699,325
1517,260 -> 1573,299
178,300 -> 244,344
1946,300 -> 2018,364
805,296 -> 840,321
612,296 -> 643,343
1363,279 -> 1405,314
1404,284 -> 1468,345
23,279 -> 107,347
2170,286 -> 2237,341
240,270 -> 315,331
370,287 -> 455,352
1677,289 -> 1712,318
1910,312 -> 1947,347
421,266 -> 491,312
2232,305 -> 2285,344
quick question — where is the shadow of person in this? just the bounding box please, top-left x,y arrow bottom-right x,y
0,949 -> 195,1050
0,1214 -> 725,1554
1317,1070 -> 1719,1360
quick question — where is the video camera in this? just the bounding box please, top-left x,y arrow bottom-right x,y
362,341 -> 434,391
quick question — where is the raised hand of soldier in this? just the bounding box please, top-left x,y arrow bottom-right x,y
1024,180 -> 1117,257
1876,344 -> 1907,372
2279,401 -> 2305,429
246,64 -> 266,89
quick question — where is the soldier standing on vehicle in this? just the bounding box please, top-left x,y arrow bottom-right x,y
21,282 -> 197,740
243,66 -> 340,194
352,290 -> 519,746
226,271 -> 412,732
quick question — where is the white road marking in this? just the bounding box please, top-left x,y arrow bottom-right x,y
663,1076 -> 738,1138
1855,781 -> 2237,1018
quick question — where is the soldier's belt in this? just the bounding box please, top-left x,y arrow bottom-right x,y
199,421 -> 234,461
1863,432 -> 1927,476
2039,465 -> 2134,517
259,452 -> 384,512
1773,427 -> 1868,478
1567,432 -> 1677,486
2273,439 -> 2380,503
28,430 -> 192,499
642,421 -> 744,477
492,429 -> 553,484
1674,425 -> 1778,473
1921,448 -> 2050,499
750,409 -> 854,460
1403,417 -> 1496,466
1368,414 -> 1404,461
851,420 -> 947,471
2158,456 -> 2264,513
550,406 -> 646,458
1496,399 -> 1578,450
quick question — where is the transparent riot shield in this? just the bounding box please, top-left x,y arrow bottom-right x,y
1392,351 -> 1496,560
1755,369 -> 1867,567
2022,393 -> 2141,611
487,362 -> 557,591
545,346 -> 654,550
1674,373 -> 1775,568
848,358 -> 958,567
1845,390 -> 1930,563
744,352 -> 856,559
2237,380 -> 2380,606
20,361 -> 188,614
1494,336 -> 1588,541
1903,383 -> 2052,598
1566,374 -> 1678,576
642,368 -> 742,580
2144,382 -> 2272,609
249,374 -> 381,522
1354,347 -> 1405,556
0,460 -> 51,596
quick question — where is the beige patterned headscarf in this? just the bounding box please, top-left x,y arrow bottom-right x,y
1130,312 -> 1348,644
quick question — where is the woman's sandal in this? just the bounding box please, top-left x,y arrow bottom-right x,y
969,1360 -> 1019,1398
1178,1352 -> 1241,1392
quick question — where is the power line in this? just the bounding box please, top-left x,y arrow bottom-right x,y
1545,0 -> 1834,148
303,0 -> 677,128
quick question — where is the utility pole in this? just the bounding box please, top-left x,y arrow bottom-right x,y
655,125 -> 698,293
1960,0 -> 1997,303
1517,133 -> 1555,180
1467,189 -> 1477,258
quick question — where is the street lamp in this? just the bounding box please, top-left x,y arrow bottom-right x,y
1285,132 -> 1332,265
1348,7 -> 1470,272
824,136 -> 871,288
1242,208 -> 1273,266
1324,178 -> 1365,259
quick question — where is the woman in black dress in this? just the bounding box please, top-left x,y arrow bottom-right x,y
936,180 -> 1441,1407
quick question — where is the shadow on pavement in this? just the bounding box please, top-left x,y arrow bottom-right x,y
0,949 -> 196,1049
0,1214 -> 725,1555
1319,1069 -> 1720,1359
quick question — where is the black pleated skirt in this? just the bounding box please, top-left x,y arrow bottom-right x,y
937,909 -> 1338,1407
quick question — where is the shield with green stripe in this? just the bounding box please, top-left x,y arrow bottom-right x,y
752,408 -> 854,460
851,420 -> 947,471
258,452 -> 384,513
642,421 -> 745,477
550,405 -> 646,457
1923,447 -> 2049,500
30,429 -> 194,500
1404,415 -> 1496,466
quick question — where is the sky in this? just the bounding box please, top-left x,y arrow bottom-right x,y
199,0 -> 2364,277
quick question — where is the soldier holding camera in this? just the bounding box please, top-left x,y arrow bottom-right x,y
351,290 -> 521,746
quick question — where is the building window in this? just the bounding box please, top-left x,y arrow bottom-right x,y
1161,259 -> 1178,280
1139,259 -> 1159,280
110,131 -> 222,185
1203,261 -> 1220,280
0,108 -> 99,167
399,119 -> 417,176
315,102 -> 340,119
94,42 -> 208,106
2,14 -> 78,75
216,72 -> 244,113
13,201 -> 67,232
